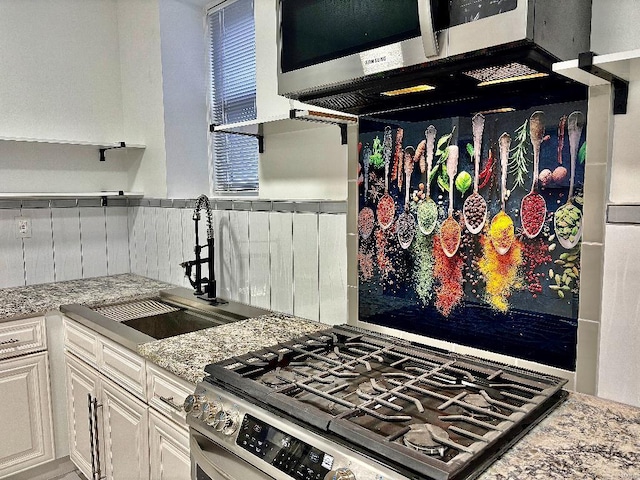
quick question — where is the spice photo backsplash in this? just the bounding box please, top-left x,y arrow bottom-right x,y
357,100 -> 588,370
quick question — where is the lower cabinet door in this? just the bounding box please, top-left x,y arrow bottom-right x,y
100,376 -> 150,480
148,409 -> 190,480
64,352 -> 99,480
0,352 -> 54,478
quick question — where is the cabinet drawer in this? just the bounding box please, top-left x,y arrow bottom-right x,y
0,316 -> 46,360
63,318 -> 98,366
99,337 -> 146,400
147,363 -> 192,426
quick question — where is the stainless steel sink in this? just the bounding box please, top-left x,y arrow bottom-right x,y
60,287 -> 271,348
93,298 -> 234,340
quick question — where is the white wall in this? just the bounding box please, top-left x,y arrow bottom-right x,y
0,142 -> 131,194
591,0 -> 640,55
0,0 -> 139,194
159,0 -> 210,198
0,0 -> 123,142
117,0 -> 168,198
259,123 -> 349,200
608,68 -> 640,204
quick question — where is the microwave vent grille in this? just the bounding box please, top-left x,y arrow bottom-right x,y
462,62 -> 542,83
309,91 -> 370,112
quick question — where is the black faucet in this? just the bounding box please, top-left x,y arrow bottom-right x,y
180,194 -> 225,304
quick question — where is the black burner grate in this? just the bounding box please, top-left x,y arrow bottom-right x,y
205,326 -> 567,480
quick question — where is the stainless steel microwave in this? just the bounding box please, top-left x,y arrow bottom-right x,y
277,0 -> 592,115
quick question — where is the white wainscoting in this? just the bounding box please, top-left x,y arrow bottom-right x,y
126,204 -> 347,324
0,200 -> 130,288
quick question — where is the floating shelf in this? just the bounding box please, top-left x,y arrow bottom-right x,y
0,136 -> 146,161
553,49 -> 640,114
210,109 -> 358,152
554,48 -> 640,84
0,191 -> 143,199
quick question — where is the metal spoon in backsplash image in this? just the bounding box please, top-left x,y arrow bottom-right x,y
358,143 -> 374,240
397,146 -> 416,249
521,111 -> 547,239
440,145 -> 461,257
417,125 -> 438,235
554,111 -> 584,249
377,127 -> 396,230
463,113 -> 487,234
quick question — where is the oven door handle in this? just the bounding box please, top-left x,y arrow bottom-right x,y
190,430 -> 275,480
190,433 -> 235,480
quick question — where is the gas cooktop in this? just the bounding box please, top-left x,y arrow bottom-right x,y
204,325 -> 567,480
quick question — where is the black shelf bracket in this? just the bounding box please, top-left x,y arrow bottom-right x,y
99,142 -> 127,161
578,51 -> 629,115
210,124 -> 264,153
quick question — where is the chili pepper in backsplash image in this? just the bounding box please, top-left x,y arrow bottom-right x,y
356,99 -> 587,371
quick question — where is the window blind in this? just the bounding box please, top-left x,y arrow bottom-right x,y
208,0 -> 258,193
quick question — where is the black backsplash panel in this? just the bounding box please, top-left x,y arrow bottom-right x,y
357,99 -> 587,370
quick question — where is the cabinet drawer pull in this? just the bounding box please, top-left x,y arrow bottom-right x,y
159,395 -> 184,411
0,338 -> 20,346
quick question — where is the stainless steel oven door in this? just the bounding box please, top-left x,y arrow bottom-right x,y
190,430 -> 273,480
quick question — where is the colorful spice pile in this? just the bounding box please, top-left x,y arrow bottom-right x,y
375,227 -> 395,280
433,235 -> 464,317
459,226 -> 482,299
397,212 -> 416,248
440,218 -> 460,255
478,235 -> 523,312
358,207 -> 374,238
417,200 -> 438,234
411,233 -> 434,305
358,244 -> 374,281
521,237 -> 552,297
377,195 -> 395,228
463,193 -> 486,231
489,211 -> 514,252
521,194 -> 546,236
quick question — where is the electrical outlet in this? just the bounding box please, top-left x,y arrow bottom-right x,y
15,217 -> 31,238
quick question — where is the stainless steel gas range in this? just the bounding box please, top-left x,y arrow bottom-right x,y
185,325 -> 566,480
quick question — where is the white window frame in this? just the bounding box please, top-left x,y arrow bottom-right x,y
206,0 -> 259,196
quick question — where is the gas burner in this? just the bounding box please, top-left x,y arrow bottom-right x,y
464,394 -> 491,409
461,393 -> 499,419
260,369 -> 298,387
356,379 -> 387,396
403,424 -> 449,457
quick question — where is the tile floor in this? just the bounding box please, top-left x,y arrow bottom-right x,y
51,472 -> 83,480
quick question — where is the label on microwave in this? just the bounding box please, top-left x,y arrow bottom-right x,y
360,44 -> 404,75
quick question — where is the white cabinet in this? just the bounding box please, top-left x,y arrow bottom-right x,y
64,352 -> 98,479
63,317 -> 190,480
149,409 -> 190,480
101,377 -> 149,480
64,352 -> 150,480
0,317 -> 54,479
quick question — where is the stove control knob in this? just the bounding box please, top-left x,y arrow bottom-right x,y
183,394 -> 206,418
213,409 -> 240,436
324,468 -> 356,480
201,400 -> 222,426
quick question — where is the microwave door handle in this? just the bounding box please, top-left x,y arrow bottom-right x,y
417,0 -> 439,57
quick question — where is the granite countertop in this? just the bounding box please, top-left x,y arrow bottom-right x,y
480,392 -> 640,480
0,274 -> 172,321
137,313 -> 327,384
